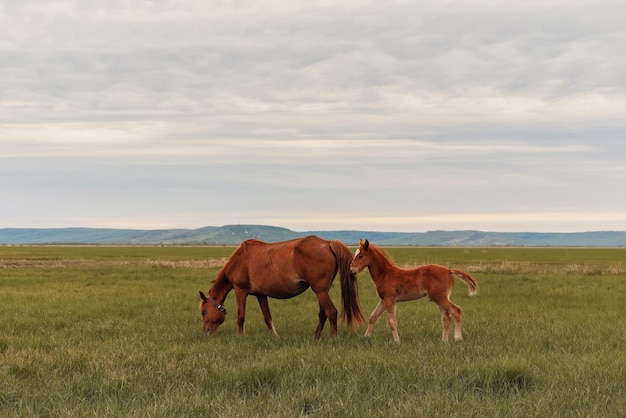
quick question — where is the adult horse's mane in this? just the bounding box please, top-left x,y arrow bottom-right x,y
209,239 -> 255,285
209,261 -> 229,287
240,238 -> 264,251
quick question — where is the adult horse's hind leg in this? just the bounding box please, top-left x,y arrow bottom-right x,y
314,291 -> 338,339
256,295 -> 277,336
314,304 -> 327,339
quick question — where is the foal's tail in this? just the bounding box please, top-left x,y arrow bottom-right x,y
329,240 -> 364,328
450,269 -> 478,296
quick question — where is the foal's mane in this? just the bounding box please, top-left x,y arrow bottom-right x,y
368,243 -> 397,267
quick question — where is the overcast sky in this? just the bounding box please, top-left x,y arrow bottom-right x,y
1,0 -> 625,233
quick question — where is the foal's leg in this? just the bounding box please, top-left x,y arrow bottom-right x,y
449,301 -> 463,341
384,300 -> 400,344
365,299 -> 386,337
438,305 -> 451,342
439,300 -> 463,341
256,295 -> 277,336
314,291 -> 338,339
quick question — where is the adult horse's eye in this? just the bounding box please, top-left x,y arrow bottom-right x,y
201,310 -> 207,317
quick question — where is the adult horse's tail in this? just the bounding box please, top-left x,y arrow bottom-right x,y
450,269 -> 478,296
329,240 -> 364,328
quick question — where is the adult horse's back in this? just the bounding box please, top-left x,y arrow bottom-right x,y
199,236 -> 364,339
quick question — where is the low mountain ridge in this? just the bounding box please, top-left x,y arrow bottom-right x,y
1,225 -> 625,246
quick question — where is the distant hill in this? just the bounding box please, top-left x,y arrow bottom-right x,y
0,225 -> 297,245
1,225 -> 626,246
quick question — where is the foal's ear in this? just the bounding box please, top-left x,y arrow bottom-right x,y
363,239 -> 369,250
199,291 -> 208,302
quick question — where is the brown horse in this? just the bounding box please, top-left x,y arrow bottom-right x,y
350,239 -> 478,343
199,235 -> 364,339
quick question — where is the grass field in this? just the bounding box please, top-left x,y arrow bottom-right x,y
1,245 -> 625,417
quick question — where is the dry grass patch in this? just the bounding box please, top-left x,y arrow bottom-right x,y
395,260 -> 626,276
0,257 -> 228,270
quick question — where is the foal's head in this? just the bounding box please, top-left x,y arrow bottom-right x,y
350,239 -> 371,274
199,291 -> 227,336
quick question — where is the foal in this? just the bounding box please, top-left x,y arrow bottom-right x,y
350,239 -> 478,343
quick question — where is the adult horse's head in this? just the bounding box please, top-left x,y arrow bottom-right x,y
350,239 -> 370,275
199,291 -> 227,336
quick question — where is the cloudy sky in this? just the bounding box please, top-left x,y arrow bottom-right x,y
1,0 -> 625,232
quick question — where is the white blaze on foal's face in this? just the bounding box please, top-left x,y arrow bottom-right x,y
350,247 -> 367,274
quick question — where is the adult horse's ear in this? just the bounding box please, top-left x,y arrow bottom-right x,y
364,239 -> 369,250
199,291 -> 208,302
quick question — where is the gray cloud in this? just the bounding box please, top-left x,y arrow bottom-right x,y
1,0 -> 625,231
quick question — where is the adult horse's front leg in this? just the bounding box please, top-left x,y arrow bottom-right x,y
234,288 -> 248,334
256,295 -> 277,336
314,291 -> 338,339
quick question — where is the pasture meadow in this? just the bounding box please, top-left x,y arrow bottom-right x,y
1,245 -> 625,417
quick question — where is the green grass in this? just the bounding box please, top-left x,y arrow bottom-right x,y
1,245 -> 625,417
